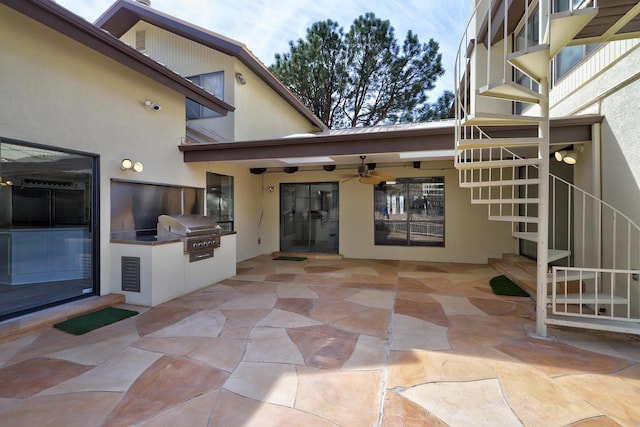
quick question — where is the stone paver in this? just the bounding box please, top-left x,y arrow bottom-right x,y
1,254 -> 639,426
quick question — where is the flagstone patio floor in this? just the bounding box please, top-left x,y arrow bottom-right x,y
1,255 -> 640,426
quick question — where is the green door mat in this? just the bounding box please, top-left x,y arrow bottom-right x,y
54,307 -> 139,335
273,256 -> 307,261
489,275 -> 530,297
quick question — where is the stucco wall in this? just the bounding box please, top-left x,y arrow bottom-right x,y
244,161 -> 517,264
0,6 -> 209,297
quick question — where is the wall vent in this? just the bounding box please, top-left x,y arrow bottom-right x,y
135,30 -> 146,51
121,256 -> 141,292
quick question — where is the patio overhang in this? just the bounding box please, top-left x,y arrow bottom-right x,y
178,115 -> 603,168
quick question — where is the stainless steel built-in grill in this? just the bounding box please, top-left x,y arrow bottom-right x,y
157,214 -> 221,262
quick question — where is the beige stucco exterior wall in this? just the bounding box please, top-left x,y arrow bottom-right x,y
549,39 -> 640,241
0,6 -> 215,297
243,161 -> 517,264
550,38 -> 640,314
121,22 -> 320,143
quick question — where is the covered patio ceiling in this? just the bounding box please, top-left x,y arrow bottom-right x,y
179,115 -> 603,169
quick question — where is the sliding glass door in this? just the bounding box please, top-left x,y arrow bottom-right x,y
0,139 -> 97,321
280,182 -> 339,253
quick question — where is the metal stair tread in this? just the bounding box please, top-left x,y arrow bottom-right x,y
462,112 -> 544,126
488,215 -> 539,223
455,157 -> 540,169
549,270 -> 597,283
478,79 -> 547,104
547,249 -> 571,262
507,44 -> 550,82
471,197 -> 540,205
456,137 -> 544,149
460,178 -> 541,188
512,231 -> 538,242
549,7 -> 598,58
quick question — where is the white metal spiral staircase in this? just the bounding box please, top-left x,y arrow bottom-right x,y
454,0 -> 640,337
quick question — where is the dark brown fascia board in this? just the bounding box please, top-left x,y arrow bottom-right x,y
95,0 -> 326,130
179,115 -> 604,163
180,125 -> 455,163
1,0 -> 234,115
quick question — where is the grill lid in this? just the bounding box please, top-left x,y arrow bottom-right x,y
157,214 -> 219,237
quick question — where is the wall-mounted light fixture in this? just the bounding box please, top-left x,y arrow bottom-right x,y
0,176 -> 13,186
267,186 -> 275,193
235,72 -> 246,85
554,145 -> 583,164
120,158 -> 144,172
144,99 -> 162,111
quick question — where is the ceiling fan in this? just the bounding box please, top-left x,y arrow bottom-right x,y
341,156 -> 395,185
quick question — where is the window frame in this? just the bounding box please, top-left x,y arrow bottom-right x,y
206,172 -> 234,231
186,71 -> 224,120
374,177 -> 445,247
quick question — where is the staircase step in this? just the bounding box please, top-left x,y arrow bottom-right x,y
457,137 -> 544,149
460,178 -> 541,188
549,8 -> 598,58
489,253 -> 586,302
549,292 -> 628,305
455,158 -> 540,170
546,315 -> 640,335
507,44 -> 550,82
489,215 -> 539,223
478,80 -> 547,104
548,249 -> 571,263
462,112 -> 544,126
512,231 -> 538,242
551,270 -> 597,283
472,197 -> 540,205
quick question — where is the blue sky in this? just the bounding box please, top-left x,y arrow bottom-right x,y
55,0 -> 471,100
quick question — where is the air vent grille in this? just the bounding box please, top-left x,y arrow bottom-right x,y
121,256 -> 140,292
135,30 -> 146,51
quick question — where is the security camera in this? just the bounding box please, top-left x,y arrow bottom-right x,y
145,100 -> 162,111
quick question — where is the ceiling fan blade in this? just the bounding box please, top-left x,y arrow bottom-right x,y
369,170 -> 395,181
359,175 -> 383,185
341,175 -> 359,183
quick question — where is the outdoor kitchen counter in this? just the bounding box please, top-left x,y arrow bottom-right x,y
110,230 -> 236,245
110,232 -> 237,307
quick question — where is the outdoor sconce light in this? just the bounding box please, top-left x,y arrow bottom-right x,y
120,158 -> 144,172
554,146 -> 583,165
235,72 -> 246,85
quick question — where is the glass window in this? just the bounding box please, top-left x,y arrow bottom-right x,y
553,43 -> 598,83
186,71 -> 224,120
374,177 -> 444,246
206,172 -> 233,231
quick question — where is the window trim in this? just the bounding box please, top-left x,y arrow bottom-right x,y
374,177 -> 445,247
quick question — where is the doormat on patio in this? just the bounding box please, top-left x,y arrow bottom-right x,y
53,307 -> 139,335
489,275 -> 530,297
273,256 -> 307,261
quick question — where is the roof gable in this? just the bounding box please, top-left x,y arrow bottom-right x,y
1,0 -> 234,115
95,0 -> 326,130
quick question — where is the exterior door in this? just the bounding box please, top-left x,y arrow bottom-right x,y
280,182 -> 338,253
